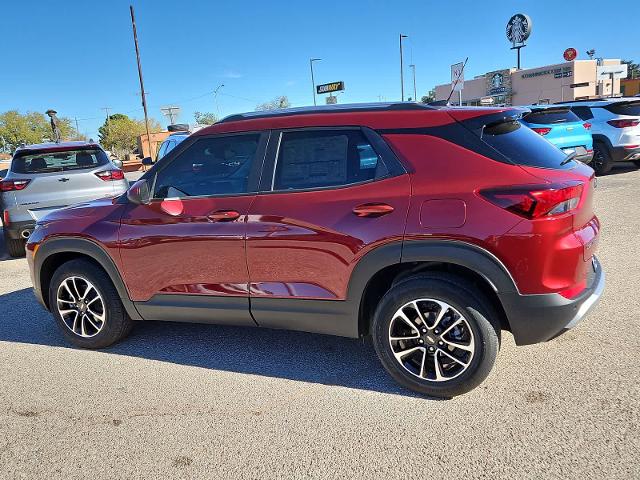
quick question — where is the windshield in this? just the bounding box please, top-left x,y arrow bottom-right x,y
522,108 -> 581,124
11,148 -> 109,174
480,120 -> 575,170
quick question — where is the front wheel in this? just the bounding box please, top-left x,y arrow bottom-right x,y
49,259 -> 133,348
371,273 -> 500,398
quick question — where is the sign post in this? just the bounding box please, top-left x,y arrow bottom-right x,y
506,13 -> 532,70
596,65 -> 628,97
451,62 -> 464,106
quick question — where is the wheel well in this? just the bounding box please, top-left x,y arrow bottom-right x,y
39,252 -> 105,309
358,261 -> 511,337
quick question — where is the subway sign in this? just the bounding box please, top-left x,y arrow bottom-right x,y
316,81 -> 345,94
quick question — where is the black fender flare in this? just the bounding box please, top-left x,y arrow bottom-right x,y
35,237 -> 142,320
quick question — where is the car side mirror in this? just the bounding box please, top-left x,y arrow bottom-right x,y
112,159 -> 123,169
127,179 -> 151,205
141,157 -> 154,166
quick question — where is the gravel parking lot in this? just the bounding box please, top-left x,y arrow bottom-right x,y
1,165 -> 639,479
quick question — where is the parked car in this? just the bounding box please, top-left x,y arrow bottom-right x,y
558,98 -> 640,174
519,105 -> 593,164
1,141 -> 128,257
154,131 -> 189,163
26,103 -> 604,397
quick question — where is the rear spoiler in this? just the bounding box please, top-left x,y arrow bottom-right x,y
447,108 -> 529,133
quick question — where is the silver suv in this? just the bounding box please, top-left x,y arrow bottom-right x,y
1,142 -> 128,257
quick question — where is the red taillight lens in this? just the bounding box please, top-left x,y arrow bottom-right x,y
623,144 -> 640,150
583,122 -> 592,130
0,179 -> 31,192
479,183 -> 584,219
531,127 -> 552,136
607,119 -> 640,128
95,170 -> 125,181
559,280 -> 587,299
2,210 -> 9,226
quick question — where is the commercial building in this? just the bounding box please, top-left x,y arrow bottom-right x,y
621,78 -> 640,96
435,59 -> 623,106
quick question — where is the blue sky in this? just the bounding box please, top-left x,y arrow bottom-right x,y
1,0 -> 638,139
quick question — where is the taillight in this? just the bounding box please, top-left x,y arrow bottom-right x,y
2,210 -> 9,226
583,122 -> 592,130
95,170 -> 125,181
479,182 -> 584,219
607,119 -> 640,128
0,179 -> 31,192
531,127 -> 551,136
623,144 -> 640,150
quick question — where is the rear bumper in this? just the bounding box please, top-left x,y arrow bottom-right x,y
575,151 -> 594,164
611,145 -> 640,162
498,256 -> 605,346
2,219 -> 35,240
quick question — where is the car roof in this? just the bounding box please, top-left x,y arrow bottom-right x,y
15,141 -> 102,154
196,102 -> 515,136
557,97 -> 640,107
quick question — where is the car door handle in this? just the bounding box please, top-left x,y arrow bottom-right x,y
352,203 -> 394,218
207,210 -> 241,222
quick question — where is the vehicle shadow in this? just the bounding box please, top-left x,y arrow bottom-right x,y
0,287 -> 428,398
606,161 -> 639,176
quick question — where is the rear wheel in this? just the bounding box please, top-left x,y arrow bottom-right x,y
3,231 -> 25,258
49,259 -> 133,348
371,273 -> 500,398
592,142 -> 613,175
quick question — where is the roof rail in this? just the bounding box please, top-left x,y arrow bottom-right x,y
218,102 -> 434,124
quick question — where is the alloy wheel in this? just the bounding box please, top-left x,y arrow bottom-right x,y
56,276 -> 106,338
388,299 -> 475,382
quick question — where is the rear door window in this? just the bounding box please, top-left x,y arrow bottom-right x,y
273,129 -> 388,190
522,108 -> 581,124
480,120 -> 574,170
12,148 -> 109,174
570,106 -> 594,120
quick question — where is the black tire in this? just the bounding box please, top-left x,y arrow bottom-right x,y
371,273 -> 500,398
48,259 -> 133,349
592,142 -> 613,175
4,231 -> 26,258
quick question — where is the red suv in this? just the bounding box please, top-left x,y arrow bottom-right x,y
26,103 -> 605,397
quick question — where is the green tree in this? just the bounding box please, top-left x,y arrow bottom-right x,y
98,113 -> 162,158
421,89 -> 436,103
0,110 -> 81,152
622,59 -> 640,79
256,96 -> 291,111
194,111 -> 218,125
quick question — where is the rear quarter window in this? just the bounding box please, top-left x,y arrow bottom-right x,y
480,120 -> 575,170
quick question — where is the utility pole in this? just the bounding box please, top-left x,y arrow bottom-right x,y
310,58 -> 321,106
213,83 -> 224,116
129,5 -> 153,159
399,34 -> 408,101
101,107 -> 111,135
74,117 -> 80,136
409,64 -> 417,102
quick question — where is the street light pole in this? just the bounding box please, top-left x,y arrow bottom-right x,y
129,5 -> 153,159
310,58 -> 321,106
399,35 -> 408,101
409,64 -> 417,101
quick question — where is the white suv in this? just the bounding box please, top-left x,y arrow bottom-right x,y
560,98 -> 640,174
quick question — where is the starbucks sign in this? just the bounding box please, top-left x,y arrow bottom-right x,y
506,14 -> 532,45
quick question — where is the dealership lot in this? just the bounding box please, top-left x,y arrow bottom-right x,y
0,166 -> 639,479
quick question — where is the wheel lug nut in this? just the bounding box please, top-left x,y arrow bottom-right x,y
418,339 -> 424,344
428,346 -> 435,352
438,341 -> 444,346
434,329 -> 440,334
421,328 -> 427,334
